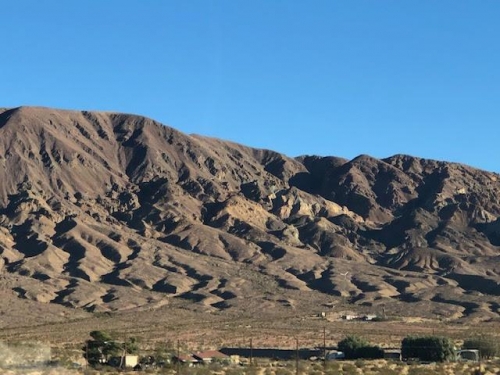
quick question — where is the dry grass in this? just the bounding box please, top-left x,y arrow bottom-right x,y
0,359 -> 495,375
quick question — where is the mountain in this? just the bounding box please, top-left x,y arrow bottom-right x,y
1,106 -> 500,325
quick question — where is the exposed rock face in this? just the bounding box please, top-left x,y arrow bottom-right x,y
1,106 -> 500,322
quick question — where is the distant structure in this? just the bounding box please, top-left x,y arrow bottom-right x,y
341,314 -> 378,321
193,351 -> 229,364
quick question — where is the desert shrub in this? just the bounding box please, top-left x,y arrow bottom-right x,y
244,366 -> 260,375
310,361 -> 323,370
341,362 -> 358,375
462,335 -> 499,359
274,368 -> 293,375
325,360 -> 341,372
376,368 -> 399,375
354,359 -> 366,368
371,315 -> 390,322
408,366 -> 438,375
402,335 -> 455,362
225,368 -> 245,375
184,366 -> 213,375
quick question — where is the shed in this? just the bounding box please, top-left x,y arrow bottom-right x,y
123,355 -> 139,368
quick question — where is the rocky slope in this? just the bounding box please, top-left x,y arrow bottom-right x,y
1,106 -> 500,324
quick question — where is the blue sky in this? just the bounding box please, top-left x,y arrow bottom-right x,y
2,1 -> 499,171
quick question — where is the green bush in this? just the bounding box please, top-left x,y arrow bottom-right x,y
462,335 -> 498,359
401,335 -> 455,362
360,345 -> 384,359
337,335 -> 384,359
338,335 -> 369,359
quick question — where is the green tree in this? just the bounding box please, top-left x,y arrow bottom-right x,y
83,330 -> 121,366
402,335 -> 455,362
338,335 -> 368,359
124,336 -> 139,354
355,345 -> 384,359
337,335 -> 383,359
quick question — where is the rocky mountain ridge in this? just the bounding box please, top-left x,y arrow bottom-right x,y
1,106 -> 500,324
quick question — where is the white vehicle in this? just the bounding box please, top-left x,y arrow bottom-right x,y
326,351 -> 345,360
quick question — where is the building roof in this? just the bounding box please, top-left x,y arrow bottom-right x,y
193,351 -> 228,360
176,355 -> 198,363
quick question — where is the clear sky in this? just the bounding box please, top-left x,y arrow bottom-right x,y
2,1 -> 499,171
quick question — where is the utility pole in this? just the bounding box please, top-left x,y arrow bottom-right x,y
177,340 -> 180,375
85,341 -> 89,369
323,326 -> 327,371
250,338 -> 253,367
119,334 -> 127,369
295,338 -> 299,375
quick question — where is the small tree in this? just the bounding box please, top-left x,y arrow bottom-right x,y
83,330 -> 121,366
402,335 -> 455,362
338,335 -> 369,359
153,342 -> 172,364
337,335 -> 383,359
124,337 -> 139,354
463,336 -> 499,359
